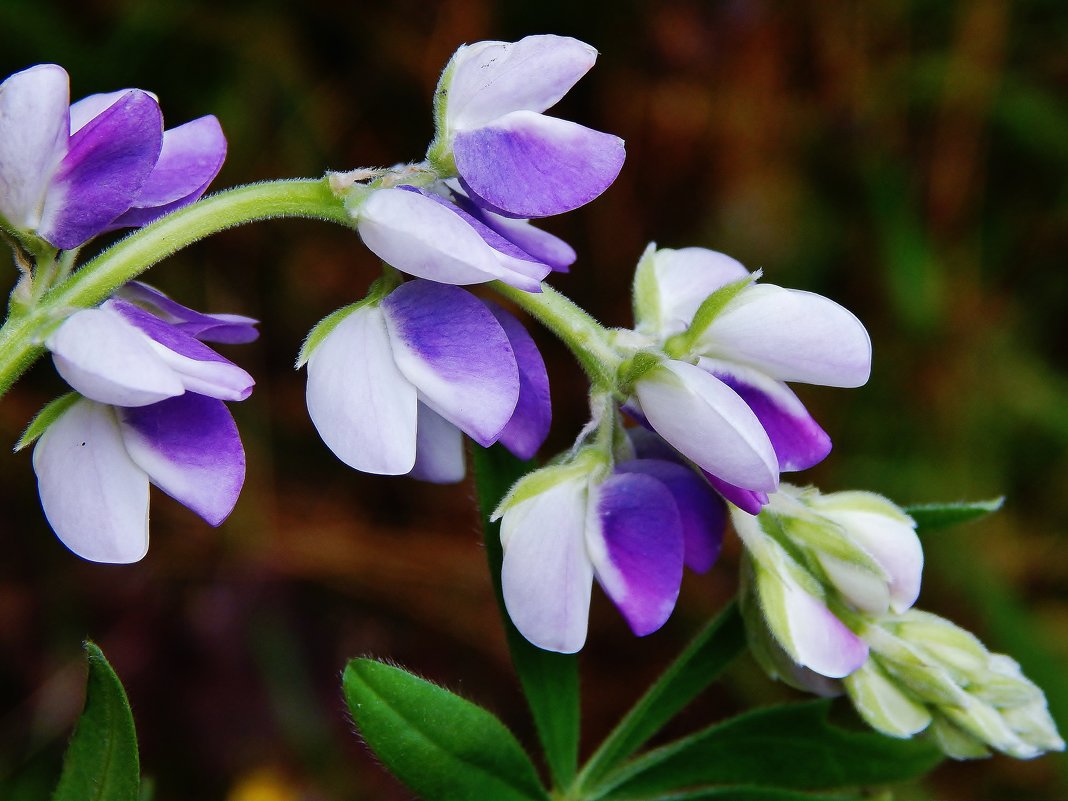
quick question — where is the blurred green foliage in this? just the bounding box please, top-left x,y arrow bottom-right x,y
1,1 -> 1066,799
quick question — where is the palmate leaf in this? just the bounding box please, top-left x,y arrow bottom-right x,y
905,498 -> 1003,533
473,444 -> 581,788
342,658 -> 548,801
53,642 -> 140,801
593,700 -> 941,801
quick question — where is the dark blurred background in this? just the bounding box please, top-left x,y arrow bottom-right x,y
1,1 -> 1066,799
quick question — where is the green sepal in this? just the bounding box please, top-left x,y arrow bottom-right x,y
342,657 -> 549,801
474,444 -> 581,789
592,700 -> 942,800
630,242 -> 660,332
16,392 -> 79,451
491,448 -> 604,520
616,350 -> 663,394
53,642 -> 141,801
296,274 -> 399,368
904,498 -> 1004,533
664,272 -> 758,358
426,50 -> 459,173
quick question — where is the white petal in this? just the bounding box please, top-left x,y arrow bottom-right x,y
47,307 -> 185,406
0,64 -> 69,229
698,284 -> 872,387
446,35 -> 597,132
635,360 -> 778,491
32,399 -> 150,563
408,403 -> 466,483
501,476 -> 593,653
822,509 -> 923,613
306,306 -> 418,474
646,247 -> 751,337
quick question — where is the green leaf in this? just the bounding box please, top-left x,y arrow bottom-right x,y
53,642 -> 140,801
15,392 -> 78,451
595,700 -> 942,800
342,658 -> 548,801
473,444 -> 580,788
577,603 -> 746,791
641,789 -> 866,801
905,498 -> 1004,533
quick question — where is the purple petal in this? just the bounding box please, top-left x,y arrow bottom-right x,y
108,300 -> 254,401
357,187 -> 549,291
38,89 -> 163,248
702,472 -> 769,516
0,64 -> 70,230
32,399 -> 150,564
627,426 -> 683,463
616,459 -> 725,574
446,36 -> 597,131
381,281 -> 519,447
118,393 -> 244,525
454,110 -> 625,218
409,403 -> 466,484
589,472 -> 684,637
118,282 -> 259,344
69,90 -> 143,133
483,301 -> 550,459
709,362 -> 832,472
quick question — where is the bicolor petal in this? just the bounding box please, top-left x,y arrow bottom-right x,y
408,403 -> 466,484
118,281 -> 259,344
357,187 -> 548,291
698,284 -> 872,388
32,399 -> 150,563
617,459 -> 725,573
478,211 -> 576,272
0,64 -> 69,230
117,393 -> 245,526
109,114 -> 226,228
306,305 -> 418,474
47,306 -> 185,407
484,301 -> 551,459
501,475 -> 593,653
587,472 -> 684,636
634,360 -> 778,492
702,472 -> 769,516
38,89 -> 163,249
445,35 -> 597,132
382,281 -> 519,447
455,110 -> 625,218
704,359 -> 832,472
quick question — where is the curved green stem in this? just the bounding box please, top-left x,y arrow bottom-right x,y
491,281 -> 621,390
0,177 -> 350,400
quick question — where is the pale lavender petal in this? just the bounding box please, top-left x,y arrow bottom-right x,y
382,281 -> 519,447
0,64 -> 69,229
702,472 -> 769,516
634,360 -> 778,492
47,306 -> 184,407
118,393 -> 244,525
118,282 -> 259,344
588,472 -> 684,636
698,284 -> 872,388
455,111 -> 625,218
706,360 -> 831,472
501,475 -> 593,653
627,426 -> 682,463
38,89 -> 163,249
129,115 -> 226,207
357,187 -> 548,291
69,90 -> 143,133
446,35 -> 597,132
306,305 -> 418,474
616,459 -> 725,574
484,301 -> 550,459
779,577 -> 870,678
408,403 -> 466,484
109,300 -> 254,401
32,399 -> 150,563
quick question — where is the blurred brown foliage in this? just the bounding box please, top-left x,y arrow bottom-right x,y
1,1 -> 1066,799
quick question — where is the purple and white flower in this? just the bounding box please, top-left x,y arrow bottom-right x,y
32,392 -> 245,563
629,246 -> 872,513
496,453 -> 723,652
304,280 -> 549,480
430,35 -> 625,219
28,286 -> 256,563
0,63 -> 226,249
